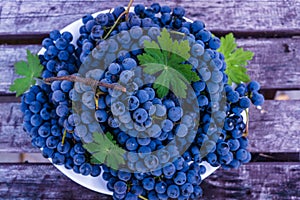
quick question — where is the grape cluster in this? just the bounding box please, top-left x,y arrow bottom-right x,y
19,2 -> 265,199
21,30 -> 102,176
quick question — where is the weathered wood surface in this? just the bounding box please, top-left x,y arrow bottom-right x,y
0,0 -> 299,36
1,37 -> 300,94
0,0 -> 300,35
248,100 -> 300,153
0,163 -> 299,199
201,162 -> 300,200
0,100 -> 299,153
0,163 -> 110,200
0,45 -> 40,95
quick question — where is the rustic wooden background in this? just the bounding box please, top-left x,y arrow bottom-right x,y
0,0 -> 299,199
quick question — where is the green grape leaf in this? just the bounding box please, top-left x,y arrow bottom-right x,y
138,28 -> 200,98
217,33 -> 254,85
9,50 -> 44,96
83,132 -> 125,169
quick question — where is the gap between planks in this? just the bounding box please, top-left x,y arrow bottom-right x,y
0,152 -> 298,164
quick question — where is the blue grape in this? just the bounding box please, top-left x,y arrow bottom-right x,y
125,192 -> 138,200
49,30 -> 61,40
191,20 -> 205,33
73,154 -> 86,165
208,37 -> 221,50
163,162 -> 176,176
174,172 -> 187,186
42,38 -> 54,49
134,4 -> 145,15
133,108 -> 148,124
238,137 -> 248,149
155,104 -> 167,117
126,137 -> 138,151
199,68 -> 211,81
251,91 -> 265,106
108,63 -> 121,75
52,152 -> 65,165
122,58 -> 137,70
96,13 -> 109,26
151,3 -> 161,13
191,43 -> 204,57
180,183 -> 194,197
42,147 -> 54,159
161,119 -> 173,132
175,124 -> 188,137
161,13 -> 172,25
30,114 -> 43,127
239,97 -> 251,108
196,30 -> 211,42
52,90 -> 66,102
136,90 -> 149,104
167,185 -> 180,199
58,51 -> 69,61
197,95 -> 209,107
217,142 -> 230,156
29,101 -> 42,114
142,177 -> 155,191
38,123 -> 51,138
57,141 -> 71,154
111,102 -> 126,116
211,71 -> 223,83
248,81 -> 260,92
146,124 -> 161,138
236,148 -> 248,161
168,106 -> 183,122
144,155 -> 159,169
227,91 -> 240,103
219,152 -> 234,165
46,136 -> 60,149
129,16 -> 142,27
74,124 -> 87,138
130,26 -> 143,40
117,170 -> 132,182
155,181 -> 167,194
173,6 -> 185,18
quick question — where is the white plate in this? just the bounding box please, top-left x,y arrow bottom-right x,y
36,7 -> 232,195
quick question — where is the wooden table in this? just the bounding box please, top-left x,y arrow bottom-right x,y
0,0 -> 299,199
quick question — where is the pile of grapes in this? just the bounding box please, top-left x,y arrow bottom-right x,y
20,3 -> 265,200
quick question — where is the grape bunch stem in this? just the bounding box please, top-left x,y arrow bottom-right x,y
44,75 -> 127,92
103,0 -> 135,39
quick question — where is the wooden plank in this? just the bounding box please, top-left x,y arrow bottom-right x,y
201,162 -> 300,200
1,37 -> 300,94
0,100 -> 299,153
0,163 -> 111,200
0,102 -> 39,153
248,100 -> 300,153
0,45 -> 40,95
239,38 -> 300,90
0,0 -> 300,36
0,163 -> 299,199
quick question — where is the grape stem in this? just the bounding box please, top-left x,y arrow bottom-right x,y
61,129 -> 67,145
44,75 -> 127,92
103,0 -> 134,40
138,195 -> 148,200
243,109 -> 249,137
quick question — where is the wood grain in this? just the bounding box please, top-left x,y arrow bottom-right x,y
0,100 -> 299,153
248,100 -> 300,153
0,163 -> 299,199
0,163 -> 111,200
1,37 -> 300,94
0,45 -> 40,95
201,162 -> 300,200
0,0 -> 299,36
